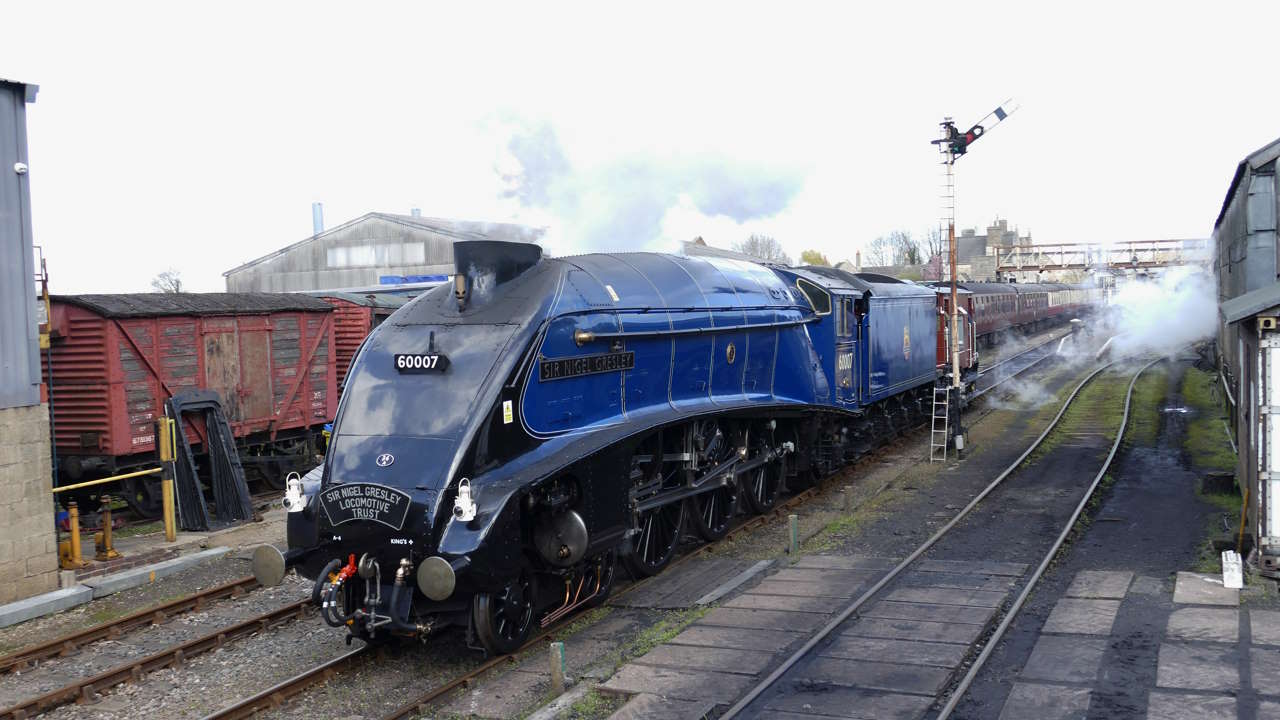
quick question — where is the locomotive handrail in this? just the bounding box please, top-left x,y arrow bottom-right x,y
573,314 -> 819,345
553,303 -> 814,316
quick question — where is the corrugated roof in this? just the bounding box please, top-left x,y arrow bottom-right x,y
1216,136 -> 1280,229
54,293 -> 333,318
223,212 -> 545,277
1221,281 -> 1280,324
789,266 -> 935,298
0,78 -> 38,103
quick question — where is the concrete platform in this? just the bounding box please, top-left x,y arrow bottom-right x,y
607,693 -> 716,720
1165,607 -> 1239,643
80,547 -> 231,598
0,585 -> 94,628
1065,570 -> 1133,599
997,683 -> 1091,720
1041,598 -> 1121,635
0,546 -> 232,627
1172,571 -> 1239,606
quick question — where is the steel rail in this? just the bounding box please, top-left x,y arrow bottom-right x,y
720,357 -> 1123,719
935,356 -> 1163,719
198,326 -> 1070,720
0,598 -> 309,720
0,575 -> 259,674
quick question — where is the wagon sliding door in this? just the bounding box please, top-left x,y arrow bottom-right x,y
201,317 -> 273,424
203,320 -> 242,421
236,318 -> 273,421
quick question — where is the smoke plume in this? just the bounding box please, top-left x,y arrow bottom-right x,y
493,117 -> 806,255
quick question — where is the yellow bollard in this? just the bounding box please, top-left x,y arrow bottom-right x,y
159,418 -> 177,543
96,495 -> 122,561
60,501 -> 87,570
162,472 -> 176,542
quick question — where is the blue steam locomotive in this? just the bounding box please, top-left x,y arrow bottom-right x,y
259,241 -> 957,654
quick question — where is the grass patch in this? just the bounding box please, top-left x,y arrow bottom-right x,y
114,520 -> 164,539
802,490 -> 896,553
620,605 -> 709,662
560,688 -> 625,719
1181,368 -> 1236,473
1126,367 -> 1166,447
1028,370 -> 1127,463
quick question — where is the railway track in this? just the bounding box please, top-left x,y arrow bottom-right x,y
0,598 -> 310,720
719,355 -> 1161,719
0,575 -> 261,676
193,331 -> 1074,720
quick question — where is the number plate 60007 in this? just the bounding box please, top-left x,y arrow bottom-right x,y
394,353 -> 450,373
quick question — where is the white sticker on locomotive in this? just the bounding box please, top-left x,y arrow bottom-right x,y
502,400 -> 513,424
394,353 -> 450,373
320,482 -> 412,530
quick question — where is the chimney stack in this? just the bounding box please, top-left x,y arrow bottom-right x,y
312,202 -> 324,236
410,207 -> 422,217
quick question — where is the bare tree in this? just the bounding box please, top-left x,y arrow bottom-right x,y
892,231 -> 921,265
150,269 -> 184,293
799,249 -> 830,266
923,227 -> 947,260
734,234 -> 792,265
865,235 -> 895,266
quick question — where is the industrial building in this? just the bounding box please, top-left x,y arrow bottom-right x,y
223,210 -> 543,293
0,78 -> 59,603
1215,135 -> 1280,577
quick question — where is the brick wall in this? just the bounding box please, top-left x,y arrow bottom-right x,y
0,404 -> 58,602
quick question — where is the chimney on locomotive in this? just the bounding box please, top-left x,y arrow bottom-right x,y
452,240 -> 543,310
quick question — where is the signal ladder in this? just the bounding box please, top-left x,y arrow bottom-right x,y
930,385 -> 950,462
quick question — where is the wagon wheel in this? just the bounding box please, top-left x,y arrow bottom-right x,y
472,567 -> 538,655
623,502 -> 685,578
121,475 -> 163,519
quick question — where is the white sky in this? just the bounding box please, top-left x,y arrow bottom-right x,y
3,1 -> 1277,292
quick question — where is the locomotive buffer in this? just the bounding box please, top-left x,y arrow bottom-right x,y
930,99 -> 1018,461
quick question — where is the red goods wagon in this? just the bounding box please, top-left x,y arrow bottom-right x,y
44,294 -> 338,512
315,293 -> 408,390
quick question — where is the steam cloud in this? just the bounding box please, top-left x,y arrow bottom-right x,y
493,117 -> 806,255
1104,265 -> 1217,358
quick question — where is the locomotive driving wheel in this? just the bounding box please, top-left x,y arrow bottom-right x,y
472,567 -> 537,655
743,429 -> 784,514
623,502 -> 685,578
687,483 -> 738,541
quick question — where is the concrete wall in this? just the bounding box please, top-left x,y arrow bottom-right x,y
0,404 -> 57,602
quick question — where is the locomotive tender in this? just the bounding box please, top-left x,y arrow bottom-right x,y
262,241 -> 1057,654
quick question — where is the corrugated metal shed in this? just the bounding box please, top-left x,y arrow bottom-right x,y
222,212 -> 543,293
0,78 -> 39,409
